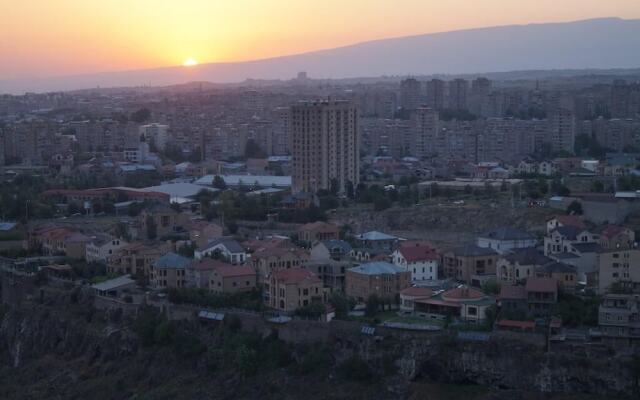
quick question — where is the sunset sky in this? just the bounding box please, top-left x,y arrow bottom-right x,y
2,0 -> 640,79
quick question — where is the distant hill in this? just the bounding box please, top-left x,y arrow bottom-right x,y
2,17 -> 640,94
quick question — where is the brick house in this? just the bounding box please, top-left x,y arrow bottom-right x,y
443,245 -> 499,284
267,268 -> 324,313
345,261 -> 411,302
391,242 -> 439,282
108,241 -> 171,277
188,219 -> 224,248
251,246 -> 309,284
525,277 -> 558,317
209,265 -> 257,294
497,248 -> 552,285
298,221 -> 340,244
152,252 -> 192,289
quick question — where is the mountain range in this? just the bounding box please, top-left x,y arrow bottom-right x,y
2,17 -> 640,94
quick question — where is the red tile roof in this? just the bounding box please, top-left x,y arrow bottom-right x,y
272,268 -> 320,285
525,277 -> 558,293
550,215 -> 586,230
243,237 -> 290,253
496,319 -> 535,330
400,287 -> 433,298
214,265 -> 256,278
498,285 -> 527,300
397,244 -> 439,262
600,224 -> 628,239
442,287 -> 485,301
252,246 -> 308,260
189,259 -> 231,271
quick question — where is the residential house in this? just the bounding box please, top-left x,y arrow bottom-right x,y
391,243 -> 439,282
354,231 -> 400,252
413,286 -> 495,324
32,227 -> 90,258
477,227 -> 537,254
345,261 -> 411,302
139,204 -> 183,239
251,246 -> 309,284
538,160 -> 556,176
85,235 -> 128,264
543,226 -> 597,256
399,287 -> 433,313
497,285 -> 529,318
242,236 -> 291,253
598,248 -> 640,294
535,261 -> 578,293
209,264 -> 257,294
304,259 -> 351,292
597,225 -> 635,250
497,248 -> 552,285
108,241 -> 171,277
186,258 -> 229,289
546,215 -> 587,234
443,245 -> 499,285
350,247 -> 389,262
152,252 -> 192,289
549,241 -> 601,284
598,294 -> 640,345
298,221 -> 340,244
91,275 -> 137,298
194,237 -> 247,264
310,240 -> 353,262
525,277 -> 558,317
188,219 -> 224,248
268,268 -> 324,313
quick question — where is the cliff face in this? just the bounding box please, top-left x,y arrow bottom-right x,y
0,291 -> 637,400
0,306 -> 136,369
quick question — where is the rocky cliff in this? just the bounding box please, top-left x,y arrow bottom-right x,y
0,284 -> 637,399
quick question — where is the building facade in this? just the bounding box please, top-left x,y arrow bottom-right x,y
291,100 -> 359,194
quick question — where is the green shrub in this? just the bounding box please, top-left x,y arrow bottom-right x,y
337,355 -> 374,382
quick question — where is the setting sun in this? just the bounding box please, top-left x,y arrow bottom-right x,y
183,58 -> 198,67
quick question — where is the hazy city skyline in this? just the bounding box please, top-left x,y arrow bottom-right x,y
2,0 -> 640,80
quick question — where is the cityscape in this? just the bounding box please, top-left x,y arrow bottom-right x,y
1,1 -> 640,399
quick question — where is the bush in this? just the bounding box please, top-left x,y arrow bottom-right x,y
295,344 -> 333,375
337,355 -> 375,382
167,288 -> 263,311
294,302 -> 325,319
329,291 -> 356,318
365,294 -> 381,317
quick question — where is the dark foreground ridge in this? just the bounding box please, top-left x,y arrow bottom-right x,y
0,282 -> 637,400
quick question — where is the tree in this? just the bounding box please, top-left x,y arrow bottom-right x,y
484,181 -> 495,197
146,215 -> 157,239
130,108 -> 151,123
329,291 -> 355,318
212,175 -> 227,190
244,139 -> 266,159
345,181 -> 355,199
373,195 -> 391,211
592,181 -> 605,193
329,178 -> 340,196
566,200 -> 583,216
365,294 -> 381,317
295,302 -> 326,319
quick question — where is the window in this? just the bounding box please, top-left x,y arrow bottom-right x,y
467,306 -> 477,316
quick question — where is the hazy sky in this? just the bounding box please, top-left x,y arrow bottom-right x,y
2,0 -> 640,79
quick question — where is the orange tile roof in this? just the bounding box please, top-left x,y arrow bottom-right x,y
214,265 -> 256,278
272,268 -> 320,285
